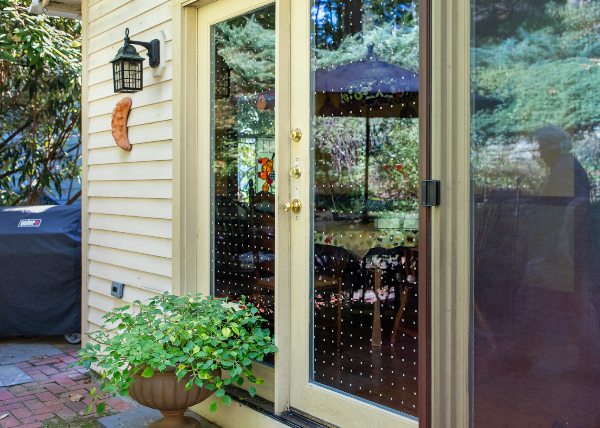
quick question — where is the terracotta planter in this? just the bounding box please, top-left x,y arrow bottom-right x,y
128,367 -> 218,427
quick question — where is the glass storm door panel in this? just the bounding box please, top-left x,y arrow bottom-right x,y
311,0 -> 420,414
289,1 -> 423,426
210,3 -> 277,360
471,1 -> 600,427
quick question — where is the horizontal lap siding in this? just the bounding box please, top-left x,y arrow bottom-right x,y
84,0 -> 174,334
88,197 -> 172,218
89,260 -> 172,292
88,181 -> 172,199
88,307 -> 107,329
88,230 -> 172,258
89,3 -> 173,55
87,141 -> 172,165
88,121 -> 173,149
89,82 -> 172,118
89,245 -> 172,278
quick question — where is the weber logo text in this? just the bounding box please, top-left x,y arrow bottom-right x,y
18,219 -> 42,228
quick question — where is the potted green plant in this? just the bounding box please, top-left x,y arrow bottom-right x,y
76,293 -> 277,426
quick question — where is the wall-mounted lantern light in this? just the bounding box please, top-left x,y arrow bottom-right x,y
111,28 -> 160,93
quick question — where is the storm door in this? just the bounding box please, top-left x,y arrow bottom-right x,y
288,0 -> 429,426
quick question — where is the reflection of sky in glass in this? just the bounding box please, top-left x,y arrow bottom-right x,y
311,1 -> 416,25
311,4 -> 338,25
310,3 -> 338,46
311,1 -> 418,48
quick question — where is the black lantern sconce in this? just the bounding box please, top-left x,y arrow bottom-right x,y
111,28 -> 161,93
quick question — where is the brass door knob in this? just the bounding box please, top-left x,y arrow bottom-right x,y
284,199 -> 302,214
290,128 -> 302,143
289,166 -> 302,179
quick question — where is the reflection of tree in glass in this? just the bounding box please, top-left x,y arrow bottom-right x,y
314,117 -> 419,214
312,0 -> 418,49
213,11 -> 275,143
472,2 -> 600,193
314,23 -> 419,72
215,17 -> 275,94
314,117 -> 366,214
373,119 -> 419,212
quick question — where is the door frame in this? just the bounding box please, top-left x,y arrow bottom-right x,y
418,0 -> 431,425
171,0 -> 472,426
428,0 -> 471,426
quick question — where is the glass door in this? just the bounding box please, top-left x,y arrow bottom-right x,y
288,1 -> 427,426
471,1 -> 600,426
209,2 -> 277,362
199,0 -> 429,424
198,0 -> 282,402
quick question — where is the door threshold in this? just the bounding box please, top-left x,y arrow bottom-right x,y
224,386 -> 338,428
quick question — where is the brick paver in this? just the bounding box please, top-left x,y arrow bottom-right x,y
0,339 -> 136,428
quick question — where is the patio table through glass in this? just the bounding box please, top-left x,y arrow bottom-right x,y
315,225 -> 418,346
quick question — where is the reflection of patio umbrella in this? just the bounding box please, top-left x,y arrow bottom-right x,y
314,46 -> 419,119
314,45 -> 419,223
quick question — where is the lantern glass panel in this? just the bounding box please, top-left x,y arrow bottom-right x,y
123,59 -> 142,92
113,60 -> 123,92
112,58 -> 143,93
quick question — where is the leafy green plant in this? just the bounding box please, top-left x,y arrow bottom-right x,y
76,293 -> 277,413
1,0 -> 82,205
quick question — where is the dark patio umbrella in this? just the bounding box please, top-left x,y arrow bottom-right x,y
314,46 -> 419,118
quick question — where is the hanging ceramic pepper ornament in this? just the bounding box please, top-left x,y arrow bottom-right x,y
111,97 -> 132,151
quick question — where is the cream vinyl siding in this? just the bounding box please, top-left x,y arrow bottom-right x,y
82,0 -> 174,336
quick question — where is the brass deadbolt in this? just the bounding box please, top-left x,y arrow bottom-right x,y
284,199 -> 302,214
290,128 -> 302,143
289,166 -> 302,179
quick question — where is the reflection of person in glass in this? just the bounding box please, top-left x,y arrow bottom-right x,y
516,125 -> 599,374
537,125 -> 590,200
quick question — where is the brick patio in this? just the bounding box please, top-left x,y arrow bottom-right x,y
0,338 -> 136,428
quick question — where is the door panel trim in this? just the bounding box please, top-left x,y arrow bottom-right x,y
418,0 -> 431,426
273,0 -> 292,415
293,384 -> 418,428
430,0 -> 471,426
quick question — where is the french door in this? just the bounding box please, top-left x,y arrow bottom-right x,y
288,1 -> 428,427
199,1 -> 430,426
